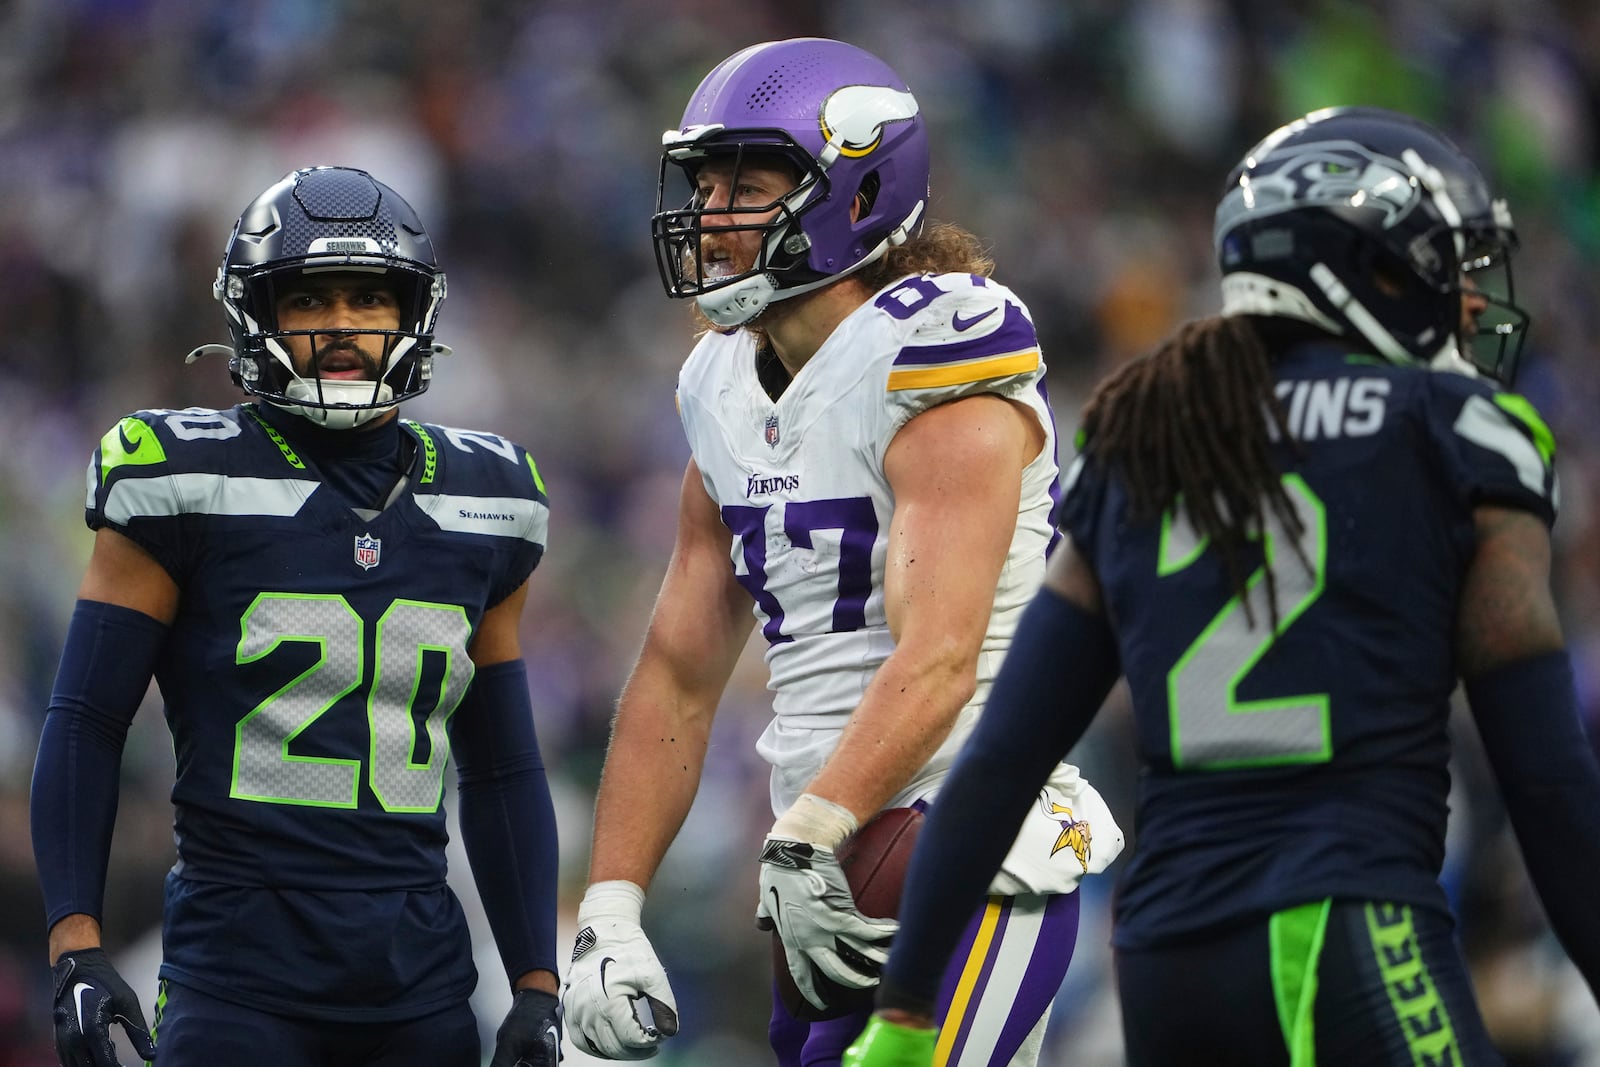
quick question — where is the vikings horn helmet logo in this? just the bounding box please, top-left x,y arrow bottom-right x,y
819,85 -> 920,159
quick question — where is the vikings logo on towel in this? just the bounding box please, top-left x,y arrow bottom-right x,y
354,532 -> 382,571
1040,789 -> 1093,872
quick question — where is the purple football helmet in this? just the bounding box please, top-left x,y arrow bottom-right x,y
1215,106 -> 1529,385
651,38 -> 930,327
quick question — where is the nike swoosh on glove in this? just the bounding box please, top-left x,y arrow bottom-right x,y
562,882 -> 679,1060
756,838 -> 897,1012
488,988 -> 562,1067
50,948 -> 157,1067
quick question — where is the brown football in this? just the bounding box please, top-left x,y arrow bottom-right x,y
771,805 -> 925,1021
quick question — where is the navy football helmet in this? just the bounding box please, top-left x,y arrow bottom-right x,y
651,38 -> 930,327
200,166 -> 447,429
1214,106 -> 1528,385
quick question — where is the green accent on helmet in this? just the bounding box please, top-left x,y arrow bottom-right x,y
99,417 -> 167,483
1493,393 -> 1555,465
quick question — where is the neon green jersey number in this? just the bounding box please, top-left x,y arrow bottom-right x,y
232,593 -> 473,810
1162,474 -> 1331,770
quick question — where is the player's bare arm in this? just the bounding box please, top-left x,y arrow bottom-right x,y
76,526 -> 179,624
1041,534 -> 1105,616
588,458 -> 756,888
805,392 -> 1047,823
468,578 -> 529,667
1455,504 -> 1564,677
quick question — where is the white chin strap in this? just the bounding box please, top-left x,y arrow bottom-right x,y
696,200 -> 926,329
278,378 -> 397,430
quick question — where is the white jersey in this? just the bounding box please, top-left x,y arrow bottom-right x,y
678,271 -> 1122,892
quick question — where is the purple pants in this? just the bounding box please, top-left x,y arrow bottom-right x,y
769,890 -> 1081,1067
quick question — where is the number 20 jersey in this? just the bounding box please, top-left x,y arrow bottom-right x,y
677,272 -> 1062,815
1057,342 -> 1559,948
83,402 -> 548,1017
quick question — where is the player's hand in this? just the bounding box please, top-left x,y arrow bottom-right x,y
50,948 -> 157,1067
756,836 -> 897,1011
488,988 -> 562,1067
842,1013 -> 937,1067
562,881 -> 679,1060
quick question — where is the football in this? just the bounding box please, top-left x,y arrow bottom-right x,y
771,805 -> 925,1021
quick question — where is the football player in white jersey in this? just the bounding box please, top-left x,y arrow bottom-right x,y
562,38 -> 1121,1066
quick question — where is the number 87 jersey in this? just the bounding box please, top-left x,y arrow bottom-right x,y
675,271 -> 1060,815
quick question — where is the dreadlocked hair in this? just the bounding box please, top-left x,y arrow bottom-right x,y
1079,314 -> 1306,630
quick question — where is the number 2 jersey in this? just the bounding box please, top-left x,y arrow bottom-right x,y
83,401 -> 548,1020
1057,341 -> 1559,948
678,271 -> 1122,891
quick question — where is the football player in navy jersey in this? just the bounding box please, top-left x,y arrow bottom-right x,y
845,106 -> 1600,1066
30,166 -> 562,1067
562,38 -> 1120,1066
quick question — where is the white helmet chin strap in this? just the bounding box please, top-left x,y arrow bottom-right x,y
279,378 -> 398,430
697,200 -> 926,328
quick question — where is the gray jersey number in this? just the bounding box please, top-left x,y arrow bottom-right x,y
1162,475 -> 1331,770
231,593 -> 473,811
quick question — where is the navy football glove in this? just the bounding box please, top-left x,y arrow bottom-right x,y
488,987 -> 562,1067
50,948 -> 156,1067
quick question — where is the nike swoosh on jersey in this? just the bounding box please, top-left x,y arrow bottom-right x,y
73,982 -> 96,1034
951,307 -> 998,331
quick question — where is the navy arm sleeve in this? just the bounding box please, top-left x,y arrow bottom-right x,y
450,659 -> 560,985
1465,650 -> 1600,997
877,587 -> 1120,1015
30,600 -> 168,929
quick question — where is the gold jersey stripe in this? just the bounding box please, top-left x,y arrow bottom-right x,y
886,349 -> 1040,391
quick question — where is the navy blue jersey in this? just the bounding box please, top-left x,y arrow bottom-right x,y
85,403 -> 548,1019
1057,343 -> 1556,949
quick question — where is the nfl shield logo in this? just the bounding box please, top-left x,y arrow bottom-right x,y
764,413 -> 780,448
354,532 -> 382,570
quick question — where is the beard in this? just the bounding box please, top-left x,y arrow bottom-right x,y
312,337 -> 386,379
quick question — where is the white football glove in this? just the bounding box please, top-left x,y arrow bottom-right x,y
757,835 -> 898,1011
563,881 -> 680,1060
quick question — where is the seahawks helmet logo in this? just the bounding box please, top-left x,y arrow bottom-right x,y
819,85 -> 920,158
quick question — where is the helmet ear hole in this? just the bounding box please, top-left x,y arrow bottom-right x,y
853,172 -> 881,222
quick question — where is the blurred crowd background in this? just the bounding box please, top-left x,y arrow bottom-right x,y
3,0 -> 1600,1063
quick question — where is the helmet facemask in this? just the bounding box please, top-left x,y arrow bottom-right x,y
652,137 -> 830,328
1452,226 -> 1527,384
221,258 -> 446,430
